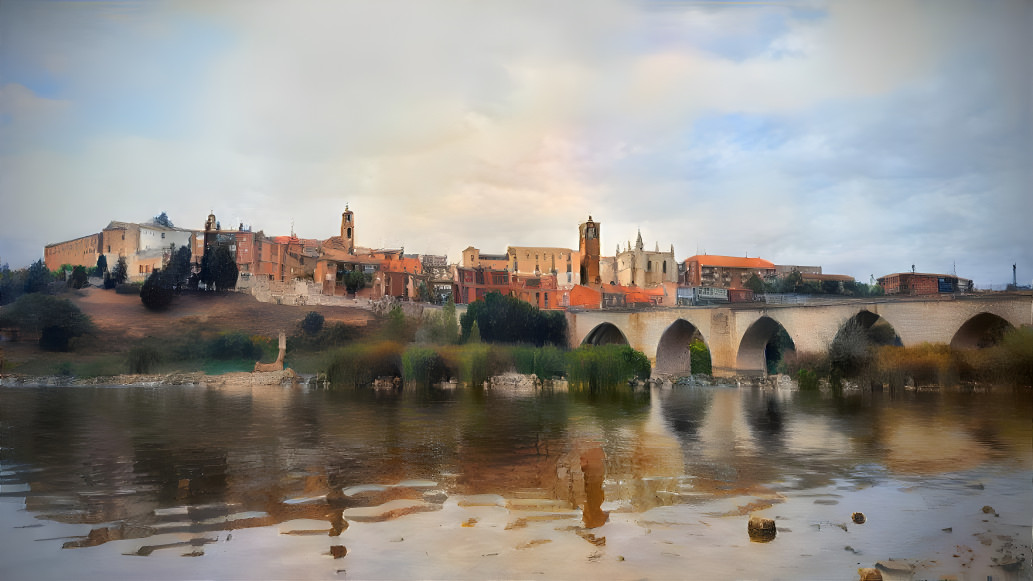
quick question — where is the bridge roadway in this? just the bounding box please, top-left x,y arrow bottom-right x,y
565,293 -> 1033,377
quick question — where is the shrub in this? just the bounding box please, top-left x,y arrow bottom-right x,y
459,292 -> 567,346
325,341 -> 404,387
512,345 -> 567,382
566,344 -> 650,391
68,265 -> 89,289
301,311 -> 325,335
0,293 -> 94,352
209,332 -> 263,360
127,343 -> 165,374
689,339 -> 712,375
402,346 -> 449,385
116,282 -> 142,295
140,270 -> 175,310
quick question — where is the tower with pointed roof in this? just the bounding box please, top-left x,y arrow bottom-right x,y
615,229 -> 676,287
340,204 -> 355,254
578,215 -> 601,286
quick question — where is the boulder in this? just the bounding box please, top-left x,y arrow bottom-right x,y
747,515 -> 776,542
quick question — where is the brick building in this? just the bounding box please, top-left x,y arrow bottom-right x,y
682,255 -> 776,288
507,246 -> 581,288
46,220 -> 195,282
877,272 -> 972,296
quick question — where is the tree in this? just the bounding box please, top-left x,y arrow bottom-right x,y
68,265 -> 89,289
1,263 -> 26,305
23,259 -> 52,294
416,281 -> 433,303
140,269 -> 175,311
459,291 -> 567,346
0,293 -> 95,351
745,273 -> 766,294
201,245 -> 238,291
165,245 -> 192,290
344,269 -> 366,294
153,211 -> 174,228
301,311 -> 325,335
95,254 -> 108,277
781,269 -> 803,293
108,256 -> 128,288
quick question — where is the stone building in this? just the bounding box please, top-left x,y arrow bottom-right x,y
506,246 -> 580,288
46,220 -> 194,282
615,231 -> 677,288
682,255 -> 776,289
460,247 -> 510,271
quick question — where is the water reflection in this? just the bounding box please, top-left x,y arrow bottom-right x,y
1,382 -> 1030,573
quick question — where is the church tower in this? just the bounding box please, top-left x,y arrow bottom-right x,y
578,215 -> 601,285
340,205 -> 355,254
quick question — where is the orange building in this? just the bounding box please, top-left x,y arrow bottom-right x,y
578,216 -> 601,285
683,255 -> 776,288
44,233 -> 102,272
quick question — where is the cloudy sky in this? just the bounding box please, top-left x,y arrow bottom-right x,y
1,0 -> 1029,286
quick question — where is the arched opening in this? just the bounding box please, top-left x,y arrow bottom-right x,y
828,311 -> 902,377
582,323 -> 629,346
950,313 -> 1015,349
843,310 -> 902,346
656,319 -> 709,376
736,317 -> 796,375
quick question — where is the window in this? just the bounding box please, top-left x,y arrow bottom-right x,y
663,261 -> 667,274
544,293 -> 549,308
161,233 -> 165,239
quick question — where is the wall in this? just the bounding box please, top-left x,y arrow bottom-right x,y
44,233 -> 101,271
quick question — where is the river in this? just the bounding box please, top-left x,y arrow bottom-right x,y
1,381 -> 1030,580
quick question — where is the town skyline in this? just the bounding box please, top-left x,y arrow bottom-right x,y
1,0 -> 1030,286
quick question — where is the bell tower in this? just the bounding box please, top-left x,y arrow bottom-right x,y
341,204 -> 355,254
578,215 -> 601,285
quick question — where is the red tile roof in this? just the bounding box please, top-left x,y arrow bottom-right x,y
684,255 -> 775,269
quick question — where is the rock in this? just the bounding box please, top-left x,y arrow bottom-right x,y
981,505 -> 996,514
851,512 -> 866,524
857,567 -> 883,581
330,545 -> 347,559
875,559 -> 914,574
747,515 -> 777,542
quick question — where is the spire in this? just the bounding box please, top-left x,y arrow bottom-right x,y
655,241 -> 659,252
635,230 -> 644,251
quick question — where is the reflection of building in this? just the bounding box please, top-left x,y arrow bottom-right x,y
878,272 -> 972,295
683,255 -> 775,289
616,231 -> 676,288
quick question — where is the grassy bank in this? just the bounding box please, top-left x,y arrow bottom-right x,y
784,326 -> 1033,389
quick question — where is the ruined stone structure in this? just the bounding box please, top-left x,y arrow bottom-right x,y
568,294 -> 1032,377
254,332 -> 287,372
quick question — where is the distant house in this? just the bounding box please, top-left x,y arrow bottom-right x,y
877,272 -> 972,295
682,255 -> 776,289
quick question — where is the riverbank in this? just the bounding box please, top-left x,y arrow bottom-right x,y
0,369 -> 300,388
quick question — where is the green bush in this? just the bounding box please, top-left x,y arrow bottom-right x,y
140,270 -> 175,311
127,343 -> 165,374
0,293 -> 95,352
301,311 -> 325,335
512,345 -> 567,382
325,341 -> 404,387
402,346 -> 449,385
209,332 -> 263,360
116,282 -> 142,295
689,339 -> 712,375
566,344 -> 650,392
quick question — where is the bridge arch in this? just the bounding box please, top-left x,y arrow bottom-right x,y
655,319 -> 708,376
840,309 -> 902,347
950,312 -> 1015,349
582,322 -> 629,346
736,316 -> 796,375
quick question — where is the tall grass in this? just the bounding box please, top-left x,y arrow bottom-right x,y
565,344 -> 651,392
325,341 -> 404,387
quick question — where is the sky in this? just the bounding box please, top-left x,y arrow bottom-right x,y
1,0 -> 1030,287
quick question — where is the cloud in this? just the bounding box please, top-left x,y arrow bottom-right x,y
0,0 -> 1029,286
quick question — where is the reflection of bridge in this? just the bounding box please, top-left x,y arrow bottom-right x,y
566,294 -> 1033,377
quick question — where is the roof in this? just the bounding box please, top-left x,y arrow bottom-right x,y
801,273 -> 854,282
684,255 -> 775,269
878,272 -> 964,281
381,257 -> 423,273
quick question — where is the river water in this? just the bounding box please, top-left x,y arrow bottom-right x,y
1,381 -> 1030,580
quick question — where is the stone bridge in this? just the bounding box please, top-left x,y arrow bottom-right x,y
566,294 -> 1033,377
